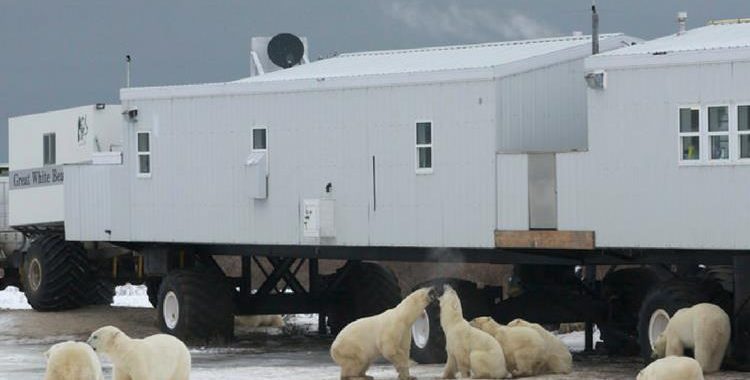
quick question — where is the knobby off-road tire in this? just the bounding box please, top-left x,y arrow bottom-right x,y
326,262 -> 402,336
85,260 -> 115,306
22,234 -> 89,311
637,279 -> 731,362
157,269 -> 235,345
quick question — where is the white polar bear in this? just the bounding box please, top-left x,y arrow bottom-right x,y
87,326 -> 191,380
241,314 -> 285,328
440,286 -> 508,379
330,287 -> 436,380
470,316 -> 546,377
44,341 -> 104,380
507,318 -> 572,374
652,303 -> 730,374
637,356 -> 704,380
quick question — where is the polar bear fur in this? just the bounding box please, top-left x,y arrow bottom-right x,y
507,318 -> 572,374
241,315 -> 285,328
470,316 -> 546,377
87,326 -> 191,380
637,356 -> 704,380
652,303 -> 730,374
44,341 -> 104,380
330,287 -> 436,380
440,286 -> 508,379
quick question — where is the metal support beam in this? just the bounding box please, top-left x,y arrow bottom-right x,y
240,255 -> 253,297
584,264 -> 597,352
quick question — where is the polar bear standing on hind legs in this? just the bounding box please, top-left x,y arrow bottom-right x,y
652,303 -> 730,374
440,285 -> 508,379
87,326 -> 191,380
330,287 -> 437,380
44,341 -> 104,380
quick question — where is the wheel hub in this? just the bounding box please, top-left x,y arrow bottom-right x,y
648,308 -> 670,350
411,310 -> 430,349
28,258 -> 42,292
163,291 -> 180,329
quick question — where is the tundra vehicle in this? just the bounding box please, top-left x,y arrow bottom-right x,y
4,17 -> 750,369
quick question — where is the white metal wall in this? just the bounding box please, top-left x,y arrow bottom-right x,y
496,59 -> 588,153
558,60 -> 750,249
71,80 -> 500,247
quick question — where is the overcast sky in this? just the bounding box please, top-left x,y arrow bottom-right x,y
2,0 -> 749,163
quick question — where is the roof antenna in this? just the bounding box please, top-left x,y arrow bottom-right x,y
592,1 -> 600,54
677,12 -> 688,35
126,54 -> 132,88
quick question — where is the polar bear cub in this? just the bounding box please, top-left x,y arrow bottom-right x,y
652,303 -> 730,373
331,287 -> 437,380
44,341 -> 104,380
87,326 -> 191,380
470,316 -> 546,377
440,286 -> 508,379
507,318 -> 572,374
637,356 -> 704,380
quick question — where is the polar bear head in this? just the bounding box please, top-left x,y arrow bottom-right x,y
438,285 -> 464,323
87,326 -> 125,353
652,333 -> 667,358
470,316 -> 496,331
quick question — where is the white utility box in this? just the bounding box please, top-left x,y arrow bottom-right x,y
302,199 -> 335,238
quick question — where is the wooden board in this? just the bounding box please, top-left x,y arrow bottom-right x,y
495,230 -> 595,250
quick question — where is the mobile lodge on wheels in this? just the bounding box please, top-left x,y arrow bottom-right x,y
4,17 -> 750,367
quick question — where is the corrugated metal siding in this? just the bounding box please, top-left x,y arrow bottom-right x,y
558,61 -> 750,249
496,59 -> 588,153
65,165 -> 112,242
86,80 -> 497,248
496,154 -> 528,230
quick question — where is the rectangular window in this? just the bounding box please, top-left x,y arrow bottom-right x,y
416,121 -> 432,172
739,105 -> 750,159
678,108 -> 699,161
137,131 -> 151,176
708,106 -> 729,160
252,127 -> 267,151
43,133 -> 56,165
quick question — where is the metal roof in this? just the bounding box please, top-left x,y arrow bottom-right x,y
602,21 -> 750,57
238,34 -> 625,83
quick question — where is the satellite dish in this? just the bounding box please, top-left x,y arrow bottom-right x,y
267,33 -> 305,69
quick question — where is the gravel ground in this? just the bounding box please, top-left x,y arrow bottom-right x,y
0,286 -> 748,379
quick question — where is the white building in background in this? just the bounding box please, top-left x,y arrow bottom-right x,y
556,20 -> 750,249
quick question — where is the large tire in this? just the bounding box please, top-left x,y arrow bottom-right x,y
599,267 -> 660,355
22,234 -> 89,311
157,269 -> 235,345
85,260 -> 115,305
637,279 -> 732,361
409,279 -> 491,364
326,262 -> 402,335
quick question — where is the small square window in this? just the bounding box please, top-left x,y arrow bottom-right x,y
43,133 -> 56,165
708,106 -> 729,132
137,132 -> 150,152
416,122 -> 431,144
710,135 -> 729,160
679,108 -> 699,133
252,128 -> 267,150
418,147 -> 432,168
740,135 -> 750,159
739,106 -> 750,131
681,136 -> 699,160
138,155 -> 150,174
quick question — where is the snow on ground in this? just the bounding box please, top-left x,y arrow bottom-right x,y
0,286 -> 30,310
0,284 -> 153,310
558,327 -> 601,353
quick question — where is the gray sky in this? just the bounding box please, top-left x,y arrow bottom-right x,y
2,0 -> 749,163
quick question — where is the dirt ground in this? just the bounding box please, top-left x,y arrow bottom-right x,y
1,306 -> 749,380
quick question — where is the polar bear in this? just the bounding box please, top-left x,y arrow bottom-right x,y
241,314 -> 285,328
470,316 -> 546,377
652,303 -> 730,374
507,318 -> 572,374
440,286 -> 508,379
87,326 -> 191,380
637,356 -> 704,380
44,341 -> 104,380
330,287 -> 437,380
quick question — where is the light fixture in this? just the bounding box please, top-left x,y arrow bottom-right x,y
95,103 -> 106,110
585,70 -> 606,90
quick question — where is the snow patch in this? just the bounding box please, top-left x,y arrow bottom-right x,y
0,286 -> 31,310
556,326 -> 601,353
112,284 -> 152,308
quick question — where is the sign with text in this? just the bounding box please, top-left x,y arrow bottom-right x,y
10,165 -> 64,190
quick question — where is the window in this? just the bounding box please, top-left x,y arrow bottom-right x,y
137,131 -> 151,177
678,108 -> 699,161
416,121 -> 432,173
708,106 -> 729,160
739,106 -> 750,159
43,133 -> 56,165
252,127 -> 267,151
